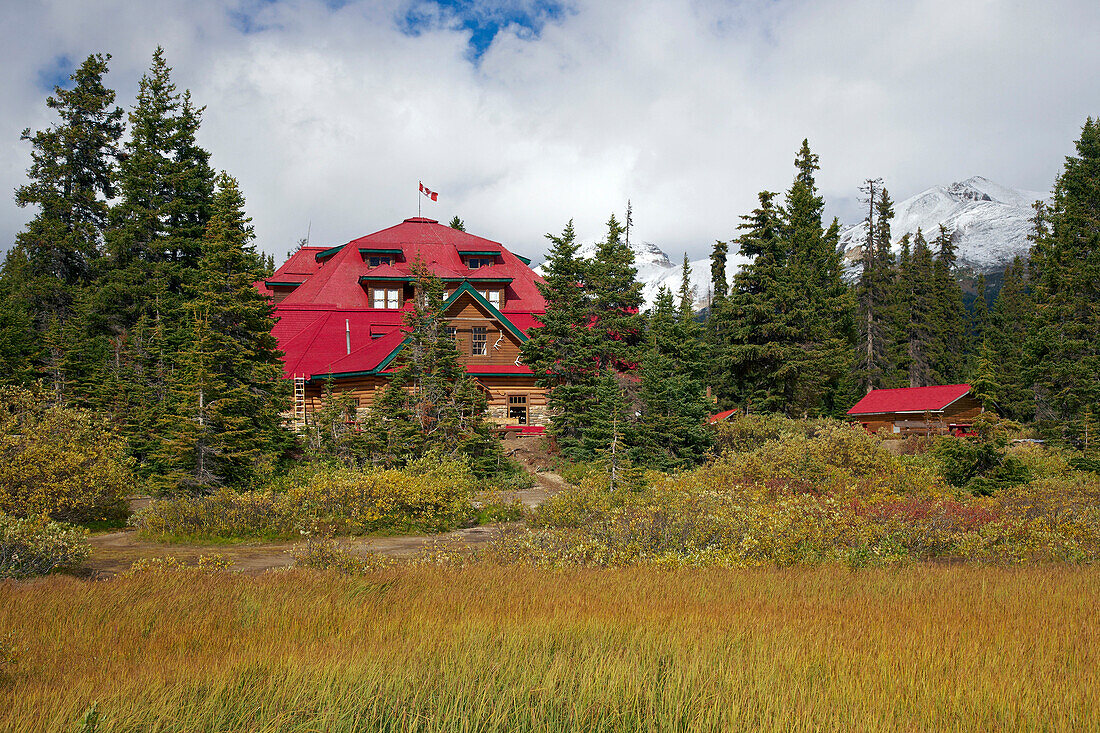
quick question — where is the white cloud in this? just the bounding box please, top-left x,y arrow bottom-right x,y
1,0 -> 1098,266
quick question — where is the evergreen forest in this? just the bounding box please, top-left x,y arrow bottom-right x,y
2,52 -> 1099,496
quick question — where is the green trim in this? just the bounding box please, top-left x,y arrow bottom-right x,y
458,250 -> 501,257
441,277 -> 514,284
265,280 -> 303,287
515,254 -> 531,266
442,282 -> 528,343
314,244 -> 346,261
359,276 -> 413,283
359,248 -> 403,256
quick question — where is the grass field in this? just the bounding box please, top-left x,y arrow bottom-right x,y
2,564 -> 1098,731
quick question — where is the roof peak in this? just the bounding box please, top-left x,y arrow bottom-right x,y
403,217 -> 438,224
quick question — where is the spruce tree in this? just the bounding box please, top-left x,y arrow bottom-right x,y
1,54 -> 123,394
705,239 -> 733,405
930,225 -> 967,383
1026,117 -> 1100,441
520,221 -> 602,458
724,190 -> 793,412
630,287 -> 712,469
856,183 -> 902,391
783,140 -> 853,414
987,257 -> 1033,420
904,229 -> 938,386
151,174 -> 288,491
369,260 -> 501,474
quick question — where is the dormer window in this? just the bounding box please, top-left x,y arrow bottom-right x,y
368,255 -> 392,267
477,289 -> 502,309
371,288 -> 400,309
467,257 -> 494,269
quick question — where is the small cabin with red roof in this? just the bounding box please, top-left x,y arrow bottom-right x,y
258,217 -> 547,429
847,384 -> 985,436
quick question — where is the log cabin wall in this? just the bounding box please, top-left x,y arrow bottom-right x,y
942,395 -> 984,424
305,373 -> 547,426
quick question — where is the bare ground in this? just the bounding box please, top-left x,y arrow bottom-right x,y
86,436 -> 566,578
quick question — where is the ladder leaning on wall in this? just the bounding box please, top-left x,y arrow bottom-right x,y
293,376 -> 306,430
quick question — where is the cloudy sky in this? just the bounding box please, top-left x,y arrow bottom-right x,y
2,0 -> 1099,264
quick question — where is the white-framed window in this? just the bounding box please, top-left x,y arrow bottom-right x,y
446,326 -> 457,343
508,395 -> 528,425
372,288 -> 400,309
471,326 -> 487,356
477,289 -> 501,309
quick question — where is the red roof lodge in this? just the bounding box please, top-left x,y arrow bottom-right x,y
847,384 -> 984,436
258,217 -> 547,429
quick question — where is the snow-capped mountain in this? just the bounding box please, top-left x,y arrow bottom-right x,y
534,240 -> 750,311
532,177 -> 1045,311
838,176 -> 1049,273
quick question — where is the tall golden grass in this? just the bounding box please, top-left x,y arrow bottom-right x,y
1,565 -> 1098,731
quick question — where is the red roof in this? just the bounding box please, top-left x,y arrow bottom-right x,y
266,218 -> 545,381
847,384 -> 972,416
708,408 -> 739,424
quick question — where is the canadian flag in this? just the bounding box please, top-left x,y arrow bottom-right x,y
419,181 -> 438,201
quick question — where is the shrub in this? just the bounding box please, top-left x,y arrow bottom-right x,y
0,385 -> 133,522
489,419 -> 1100,569
933,437 -> 1030,494
130,489 -> 296,541
131,458 -> 478,540
0,513 -> 89,578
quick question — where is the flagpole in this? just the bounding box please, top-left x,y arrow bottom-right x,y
418,181 -> 421,218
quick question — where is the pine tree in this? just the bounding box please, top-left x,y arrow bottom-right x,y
987,257 -> 1033,420
705,239 -> 733,405
783,140 -> 853,415
725,190 -> 793,412
520,221 -> 602,458
1,54 -> 123,393
630,287 -> 712,469
151,174 -> 288,492
448,216 -> 465,231
930,225 -> 967,383
101,47 -> 215,330
904,229 -> 938,386
856,182 -> 902,391
369,260 -> 501,474
1026,117 -> 1100,440
585,213 -> 645,372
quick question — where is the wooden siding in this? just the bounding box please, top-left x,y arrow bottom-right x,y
852,394 -> 987,435
444,296 -> 525,366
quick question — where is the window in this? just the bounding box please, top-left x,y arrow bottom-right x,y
477,289 -> 501,309
467,257 -> 494,269
368,255 -> 391,267
372,288 -> 400,309
471,326 -> 487,356
509,395 -> 528,425
446,327 -> 457,343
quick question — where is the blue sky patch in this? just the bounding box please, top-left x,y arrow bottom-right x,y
400,1 -> 568,62
36,55 -> 74,92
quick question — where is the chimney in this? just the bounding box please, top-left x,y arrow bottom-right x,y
345,319 -> 351,355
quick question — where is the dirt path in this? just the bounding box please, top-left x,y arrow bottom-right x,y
86,442 -> 567,578
85,522 -> 521,577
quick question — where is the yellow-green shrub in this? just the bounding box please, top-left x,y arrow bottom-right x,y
504,421 -> 1100,568
131,458 -> 477,540
0,386 -> 133,522
0,513 -> 89,578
